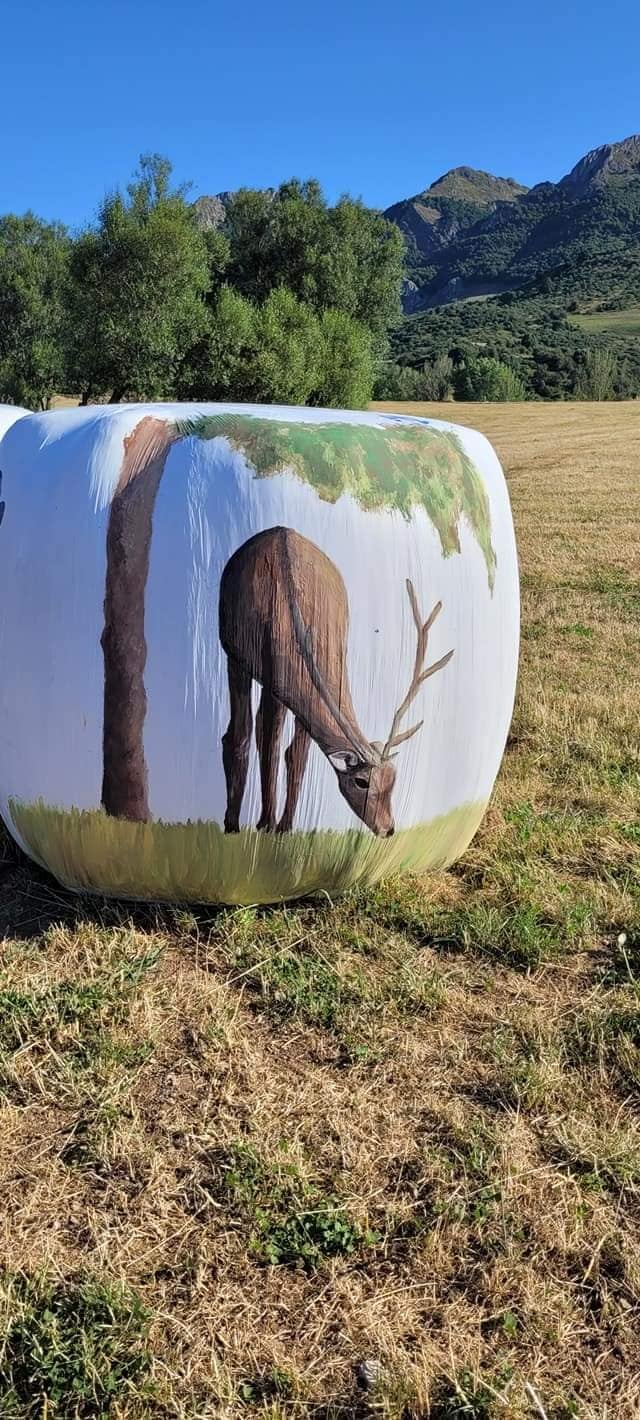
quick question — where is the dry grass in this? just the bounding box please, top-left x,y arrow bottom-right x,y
0,400 -> 638,1418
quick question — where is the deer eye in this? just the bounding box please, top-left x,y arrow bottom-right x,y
354,775 -> 369,790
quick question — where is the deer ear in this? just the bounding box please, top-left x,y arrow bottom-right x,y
328,751 -> 360,772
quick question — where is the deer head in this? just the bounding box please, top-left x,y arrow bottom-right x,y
295,580 -> 453,837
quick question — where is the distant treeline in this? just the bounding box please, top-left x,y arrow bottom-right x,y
1,154 -> 637,410
0,155 -> 404,411
387,263 -> 640,403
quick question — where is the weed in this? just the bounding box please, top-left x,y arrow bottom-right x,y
203,1143 -> 377,1270
430,1367 -> 510,1418
0,1271 -> 153,1418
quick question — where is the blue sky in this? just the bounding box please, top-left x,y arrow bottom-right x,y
4,0 -> 640,227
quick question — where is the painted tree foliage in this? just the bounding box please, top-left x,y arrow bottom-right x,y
175,414 -> 496,587
101,414 -> 495,821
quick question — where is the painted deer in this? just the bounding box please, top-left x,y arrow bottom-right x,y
218,526 -> 453,836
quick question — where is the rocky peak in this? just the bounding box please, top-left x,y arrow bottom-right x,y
559,135 -> 640,193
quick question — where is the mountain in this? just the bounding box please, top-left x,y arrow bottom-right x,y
385,167 -> 528,273
192,194 -> 232,229
559,135 -> 640,194
190,137 -> 640,398
384,136 -> 640,313
192,188 -> 275,231
385,136 -> 640,398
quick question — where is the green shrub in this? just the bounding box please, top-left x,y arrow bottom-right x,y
454,355 -> 526,401
0,1272 -> 153,1418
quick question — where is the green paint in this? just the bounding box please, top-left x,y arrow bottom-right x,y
10,799 -> 488,907
174,414 -> 496,589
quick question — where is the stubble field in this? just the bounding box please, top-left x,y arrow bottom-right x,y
0,400 -> 638,1418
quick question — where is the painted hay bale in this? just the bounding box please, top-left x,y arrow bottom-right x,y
0,403 -> 519,904
0,403 -> 30,442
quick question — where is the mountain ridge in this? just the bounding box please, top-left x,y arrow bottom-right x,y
192,135 -> 640,320
382,135 -> 640,313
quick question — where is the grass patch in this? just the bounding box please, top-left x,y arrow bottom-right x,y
212,901 -> 447,1036
192,1142 -> 377,1271
544,1115 -> 640,1198
569,307 -> 640,336
566,997 -> 640,1096
10,799 -> 487,906
354,877 -> 581,969
0,947 -> 159,1101
0,1271 -> 152,1418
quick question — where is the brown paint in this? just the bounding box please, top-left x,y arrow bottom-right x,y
219,526 -> 452,836
101,417 -> 177,820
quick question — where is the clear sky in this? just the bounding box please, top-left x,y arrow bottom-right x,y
4,0 -> 640,228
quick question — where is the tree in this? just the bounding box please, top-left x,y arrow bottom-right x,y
249,287 -> 320,404
67,154 -> 210,402
373,363 -> 426,401
0,214 -> 69,409
454,355 -> 526,401
179,286 -> 375,409
575,348 -> 618,400
321,196 -> 405,342
422,353 -> 454,401
177,285 -> 257,402
310,309 -> 374,409
223,179 -> 404,343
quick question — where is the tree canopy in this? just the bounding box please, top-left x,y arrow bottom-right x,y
0,156 -> 403,410
0,214 -> 69,409
66,154 -> 211,403
222,179 -> 404,342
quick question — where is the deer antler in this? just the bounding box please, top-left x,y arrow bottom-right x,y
381,579 -> 454,760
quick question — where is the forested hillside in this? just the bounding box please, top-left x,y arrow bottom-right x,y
384,136 -> 640,399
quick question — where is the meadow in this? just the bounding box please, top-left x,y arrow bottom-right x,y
0,401 -> 638,1418
568,307 -> 640,336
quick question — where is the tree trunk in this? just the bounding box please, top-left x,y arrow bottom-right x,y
101,417 -> 177,820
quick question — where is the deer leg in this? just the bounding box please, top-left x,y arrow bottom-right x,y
277,720 -> 311,833
255,689 -> 286,832
222,656 -> 253,834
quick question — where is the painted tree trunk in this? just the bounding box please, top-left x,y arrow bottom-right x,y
101,416 -> 176,820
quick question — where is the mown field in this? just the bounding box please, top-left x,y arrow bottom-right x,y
568,308 -> 640,336
0,401 -> 638,1419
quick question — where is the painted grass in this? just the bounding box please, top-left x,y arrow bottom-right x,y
8,799 -> 487,906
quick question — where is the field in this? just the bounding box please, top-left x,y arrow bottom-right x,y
0,401 -> 639,1418
569,307 -> 640,336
